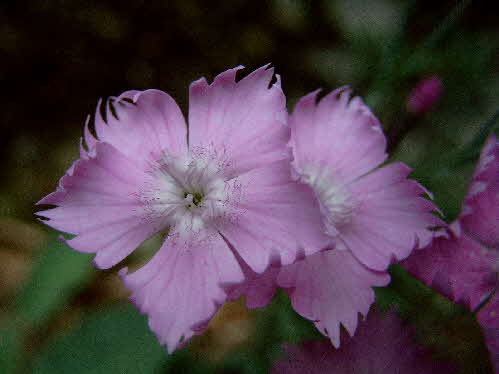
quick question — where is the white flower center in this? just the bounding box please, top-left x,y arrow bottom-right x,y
140,152 -> 239,241
298,163 -> 354,236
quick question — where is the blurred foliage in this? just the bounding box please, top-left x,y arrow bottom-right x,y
376,265 -> 494,374
31,304 -> 168,374
1,0 -> 498,373
1,234 -> 95,373
14,234 -> 94,329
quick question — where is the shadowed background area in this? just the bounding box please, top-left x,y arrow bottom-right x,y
1,1 -> 498,373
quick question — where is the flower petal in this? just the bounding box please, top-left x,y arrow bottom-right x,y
188,65 -> 289,179
219,160 -> 331,273
403,224 -> 498,310
226,259 -> 280,309
341,162 -> 442,270
277,249 -> 390,348
120,231 -> 244,353
290,87 -> 387,185
460,134 -> 499,249
88,89 -> 188,167
37,142 -> 164,269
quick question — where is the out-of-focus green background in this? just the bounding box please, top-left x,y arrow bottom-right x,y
1,1 -> 498,373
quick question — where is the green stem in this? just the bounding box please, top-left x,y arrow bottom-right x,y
419,0 -> 472,51
403,0 -> 472,76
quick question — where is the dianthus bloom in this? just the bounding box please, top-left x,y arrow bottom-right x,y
36,65 -> 328,352
404,135 -> 498,310
230,88 -> 441,347
272,309 -> 455,374
404,135 -> 498,369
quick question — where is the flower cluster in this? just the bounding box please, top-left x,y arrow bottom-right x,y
36,65 -> 449,354
228,84 -> 442,348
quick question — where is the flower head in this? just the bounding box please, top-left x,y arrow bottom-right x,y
290,87 -> 441,271
230,87 -> 440,348
282,88 -> 441,345
36,65 -> 328,352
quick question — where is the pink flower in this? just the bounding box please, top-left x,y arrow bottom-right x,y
272,309 -> 455,374
290,87 -> 441,271
403,135 -> 498,369
406,76 -> 443,115
403,222 -> 497,310
230,87 -> 440,347
283,89 -> 440,345
460,135 -> 499,249
403,135 -> 498,311
477,295 -> 499,374
36,65 -> 328,352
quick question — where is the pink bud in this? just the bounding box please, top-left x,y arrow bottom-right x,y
406,76 -> 443,115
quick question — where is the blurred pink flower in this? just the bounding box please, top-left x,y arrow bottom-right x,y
36,65 -> 328,352
404,135 -> 498,310
477,295 -> 499,374
460,135 -> 499,248
272,309 -> 455,374
406,76 -> 443,115
231,88 -> 441,348
403,134 -> 498,370
404,222 -> 497,310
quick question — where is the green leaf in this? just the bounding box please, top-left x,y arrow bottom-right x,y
0,234 -> 95,374
31,304 -> 168,374
271,291 -> 322,344
0,326 -> 22,374
14,236 -> 95,329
